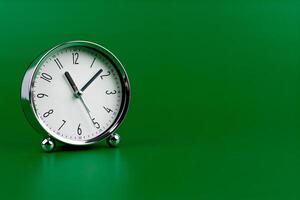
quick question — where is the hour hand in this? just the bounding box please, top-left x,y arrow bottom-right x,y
64,71 -> 81,97
80,69 -> 103,93
64,72 -> 96,127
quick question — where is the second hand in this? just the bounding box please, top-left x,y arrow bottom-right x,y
64,71 -> 96,129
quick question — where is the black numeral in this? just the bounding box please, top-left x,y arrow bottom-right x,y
77,123 -> 82,135
54,58 -> 63,70
72,53 -> 79,64
43,109 -> 54,118
92,118 -> 100,129
105,90 -> 116,95
90,57 -> 96,68
100,71 -> 111,79
103,106 -> 113,113
58,120 -> 66,131
40,73 -> 52,83
37,93 -> 48,98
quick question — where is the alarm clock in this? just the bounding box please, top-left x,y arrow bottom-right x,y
21,41 -> 130,151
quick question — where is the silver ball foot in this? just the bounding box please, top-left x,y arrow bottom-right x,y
106,133 -> 121,147
41,138 -> 55,152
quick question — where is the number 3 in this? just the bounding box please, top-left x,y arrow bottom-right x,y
105,90 -> 116,95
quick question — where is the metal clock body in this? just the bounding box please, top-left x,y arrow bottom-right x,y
21,41 -> 130,151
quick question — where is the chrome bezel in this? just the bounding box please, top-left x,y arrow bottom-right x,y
20,40 -> 130,145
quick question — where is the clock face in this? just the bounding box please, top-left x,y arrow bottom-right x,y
30,44 -> 125,144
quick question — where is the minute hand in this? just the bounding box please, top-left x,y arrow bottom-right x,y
80,69 -> 103,92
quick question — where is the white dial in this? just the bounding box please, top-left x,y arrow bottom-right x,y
31,46 -> 124,143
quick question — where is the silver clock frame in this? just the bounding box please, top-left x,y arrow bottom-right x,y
21,40 -> 130,150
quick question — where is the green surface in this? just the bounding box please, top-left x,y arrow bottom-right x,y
1,0 -> 300,199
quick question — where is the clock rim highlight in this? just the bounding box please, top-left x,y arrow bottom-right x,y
21,40 -> 130,147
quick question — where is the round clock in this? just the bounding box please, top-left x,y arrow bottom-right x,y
21,41 -> 130,151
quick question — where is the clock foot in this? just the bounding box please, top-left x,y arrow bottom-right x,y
41,137 -> 55,152
106,133 -> 120,147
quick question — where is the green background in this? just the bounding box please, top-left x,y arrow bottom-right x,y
1,0 -> 300,199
